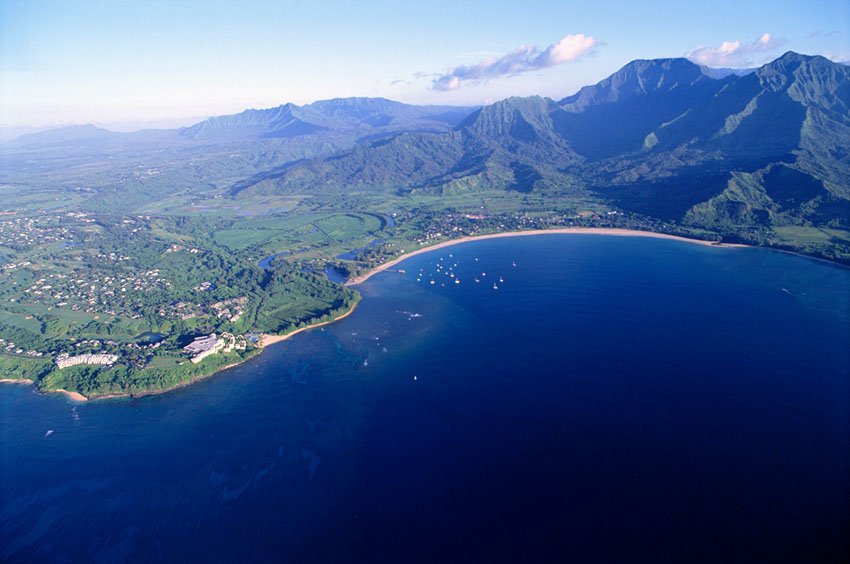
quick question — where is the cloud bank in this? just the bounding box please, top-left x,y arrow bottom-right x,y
432,34 -> 598,91
686,33 -> 786,68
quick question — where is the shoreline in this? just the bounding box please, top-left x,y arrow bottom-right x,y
2,227 -> 838,404
50,388 -> 88,402
20,303 -> 361,403
86,359 -> 252,401
259,302 -> 359,347
1,378 -> 88,402
1,228 -> 735,403
346,227 -> 747,285
0,378 -> 33,385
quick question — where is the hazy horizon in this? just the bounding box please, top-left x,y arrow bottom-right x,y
2,0 -> 848,130
3,51 -> 845,137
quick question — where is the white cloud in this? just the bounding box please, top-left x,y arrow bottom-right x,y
432,33 -> 599,91
686,33 -> 787,68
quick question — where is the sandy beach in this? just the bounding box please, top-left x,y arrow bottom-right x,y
0,378 -> 34,385
345,228 -> 746,286
1,377 -> 88,402
51,388 -> 88,402
260,302 -> 359,347
0,229 -> 739,403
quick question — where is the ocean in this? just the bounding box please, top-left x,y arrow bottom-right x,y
1,234 -> 848,562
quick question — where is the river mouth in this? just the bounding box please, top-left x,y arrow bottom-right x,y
334,238 -> 383,261
257,251 -> 293,271
258,252 -> 350,284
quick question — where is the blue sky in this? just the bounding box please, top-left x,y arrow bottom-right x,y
1,0 -> 848,130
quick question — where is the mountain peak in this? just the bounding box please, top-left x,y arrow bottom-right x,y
759,51 -> 837,75
5,123 -> 117,147
773,51 -> 817,63
627,57 -> 700,70
561,57 -> 709,111
306,97 -> 402,111
752,51 -> 850,106
459,96 -> 557,131
56,124 -> 112,134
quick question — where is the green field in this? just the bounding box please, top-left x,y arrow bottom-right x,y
213,228 -> 275,250
1,179 -> 847,400
773,226 -> 850,245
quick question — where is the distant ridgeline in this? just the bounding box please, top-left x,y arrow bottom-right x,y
5,52 -> 848,259
229,53 -> 850,246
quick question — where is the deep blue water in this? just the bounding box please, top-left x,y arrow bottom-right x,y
2,235 -> 849,562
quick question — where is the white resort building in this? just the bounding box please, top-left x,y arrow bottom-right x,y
56,354 -> 119,370
183,334 -> 225,363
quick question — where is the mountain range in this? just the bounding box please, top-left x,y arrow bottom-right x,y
4,97 -> 475,148
3,51 -> 848,246
228,52 -> 849,236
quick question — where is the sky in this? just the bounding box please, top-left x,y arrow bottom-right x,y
1,0 -> 848,131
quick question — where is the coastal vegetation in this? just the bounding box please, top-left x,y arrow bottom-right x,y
0,210 -> 362,398
1,51 -> 848,399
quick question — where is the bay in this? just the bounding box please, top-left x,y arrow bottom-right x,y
1,234 -> 848,562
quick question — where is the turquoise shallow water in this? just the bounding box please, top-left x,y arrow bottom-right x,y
1,235 -> 848,562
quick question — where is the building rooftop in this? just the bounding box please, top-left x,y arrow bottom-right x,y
183,334 -> 219,354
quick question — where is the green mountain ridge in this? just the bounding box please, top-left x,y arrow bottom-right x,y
179,97 -> 476,141
231,52 -> 849,245
2,53 -> 847,260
